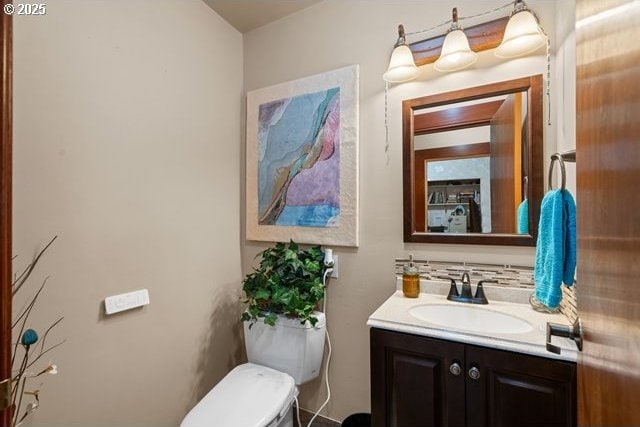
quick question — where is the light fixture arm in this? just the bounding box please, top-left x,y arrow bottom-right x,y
513,0 -> 527,14
394,24 -> 407,48
450,7 -> 461,31
512,0 -> 540,22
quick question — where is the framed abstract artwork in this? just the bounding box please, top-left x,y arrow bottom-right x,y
246,65 -> 359,247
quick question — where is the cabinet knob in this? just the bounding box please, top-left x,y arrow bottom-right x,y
449,362 -> 461,376
468,366 -> 480,380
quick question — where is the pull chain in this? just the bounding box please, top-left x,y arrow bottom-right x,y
384,81 -> 390,166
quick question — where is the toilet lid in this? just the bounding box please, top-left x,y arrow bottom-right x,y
181,363 -> 296,427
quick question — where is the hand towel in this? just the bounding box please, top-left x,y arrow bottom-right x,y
517,199 -> 529,235
534,189 -> 577,308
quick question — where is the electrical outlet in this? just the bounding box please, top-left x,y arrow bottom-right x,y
330,255 -> 339,278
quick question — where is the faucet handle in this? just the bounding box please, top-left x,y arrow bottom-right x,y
447,279 -> 460,301
474,279 -> 496,304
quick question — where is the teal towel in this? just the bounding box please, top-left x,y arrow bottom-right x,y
517,199 -> 529,234
534,189 -> 577,308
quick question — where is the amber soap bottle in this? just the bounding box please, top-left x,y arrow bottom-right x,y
402,255 -> 420,298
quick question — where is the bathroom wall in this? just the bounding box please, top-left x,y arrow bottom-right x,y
554,0 -> 577,197
242,0 -> 560,421
12,1 -> 243,425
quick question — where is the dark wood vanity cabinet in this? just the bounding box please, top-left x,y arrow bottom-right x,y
370,327 -> 466,427
371,328 -> 576,427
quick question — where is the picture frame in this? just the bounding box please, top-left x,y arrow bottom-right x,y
246,65 -> 359,247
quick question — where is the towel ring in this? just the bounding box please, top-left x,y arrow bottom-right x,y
548,154 -> 566,191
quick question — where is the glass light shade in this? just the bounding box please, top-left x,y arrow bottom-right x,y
383,44 -> 419,83
495,10 -> 547,58
434,29 -> 478,72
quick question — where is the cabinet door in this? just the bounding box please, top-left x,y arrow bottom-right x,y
466,345 -> 576,427
371,328 -> 466,427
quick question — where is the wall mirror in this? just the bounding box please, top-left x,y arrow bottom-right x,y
403,75 -> 543,246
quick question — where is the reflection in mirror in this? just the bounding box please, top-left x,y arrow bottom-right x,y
414,92 -> 528,234
403,75 -> 543,246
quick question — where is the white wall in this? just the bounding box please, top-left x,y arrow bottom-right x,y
554,0 -> 577,197
12,1 -> 244,425
243,0 -> 559,421
414,126 -> 490,150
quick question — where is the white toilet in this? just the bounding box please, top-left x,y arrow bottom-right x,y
181,312 -> 326,427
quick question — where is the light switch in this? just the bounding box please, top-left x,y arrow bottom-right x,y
104,289 -> 150,315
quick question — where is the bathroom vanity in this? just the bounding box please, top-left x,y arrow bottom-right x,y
368,289 -> 577,427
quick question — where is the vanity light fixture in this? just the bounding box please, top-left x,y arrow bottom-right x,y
495,0 -> 547,58
434,8 -> 478,72
383,24 -> 420,83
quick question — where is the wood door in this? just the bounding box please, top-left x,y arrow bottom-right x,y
370,328 -> 465,427
576,0 -> 640,425
466,345 -> 576,427
489,93 -> 523,233
0,3 -> 12,427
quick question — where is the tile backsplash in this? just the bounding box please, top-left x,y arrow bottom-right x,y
395,258 -> 578,322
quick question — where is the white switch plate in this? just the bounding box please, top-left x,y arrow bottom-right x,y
330,255 -> 339,278
104,289 -> 150,315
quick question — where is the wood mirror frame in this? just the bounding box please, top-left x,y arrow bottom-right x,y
403,75 -> 543,246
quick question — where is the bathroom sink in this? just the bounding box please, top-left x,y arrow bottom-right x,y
409,304 -> 534,334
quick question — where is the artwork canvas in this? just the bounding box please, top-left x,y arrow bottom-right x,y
246,65 -> 359,247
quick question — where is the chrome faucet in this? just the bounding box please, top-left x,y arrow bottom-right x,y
447,273 -> 496,304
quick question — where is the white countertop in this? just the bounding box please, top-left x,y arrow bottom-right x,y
367,290 -> 578,362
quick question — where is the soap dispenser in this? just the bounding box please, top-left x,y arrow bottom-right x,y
402,254 -> 420,298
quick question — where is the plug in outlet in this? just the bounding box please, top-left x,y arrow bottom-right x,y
330,255 -> 339,278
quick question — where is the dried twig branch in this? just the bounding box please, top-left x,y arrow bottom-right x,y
25,340 -> 66,371
36,317 -> 63,358
10,236 -> 63,427
11,278 -> 48,368
12,236 -> 57,296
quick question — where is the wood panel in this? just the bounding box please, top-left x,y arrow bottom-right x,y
414,101 -> 503,135
410,17 -> 509,66
0,3 -> 11,426
576,0 -> 640,425
414,143 -> 491,232
489,93 -> 522,234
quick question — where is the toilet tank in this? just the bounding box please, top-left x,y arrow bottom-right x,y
244,312 -> 326,385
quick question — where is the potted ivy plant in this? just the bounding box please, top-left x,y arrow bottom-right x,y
241,240 -> 327,327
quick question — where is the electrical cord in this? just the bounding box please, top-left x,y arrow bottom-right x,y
305,268 -> 333,427
294,395 -> 302,427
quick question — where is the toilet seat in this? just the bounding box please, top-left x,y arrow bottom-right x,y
180,363 -> 296,427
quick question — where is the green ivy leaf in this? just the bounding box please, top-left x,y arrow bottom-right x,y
264,313 -> 277,326
255,289 -> 270,300
241,240 -> 327,327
